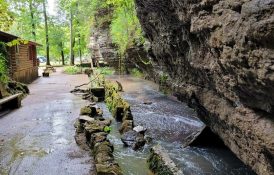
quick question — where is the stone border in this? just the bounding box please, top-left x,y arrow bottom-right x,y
104,80 -> 146,150
148,145 -> 183,175
75,104 -> 123,175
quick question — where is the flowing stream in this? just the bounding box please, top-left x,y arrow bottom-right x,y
98,75 -> 256,175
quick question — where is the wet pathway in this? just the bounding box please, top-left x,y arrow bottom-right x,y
0,68 -> 93,175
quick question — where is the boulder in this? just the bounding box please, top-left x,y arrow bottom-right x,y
74,119 -> 84,133
80,105 -> 102,117
84,123 -> 105,142
80,106 -> 92,116
79,115 -> 95,123
133,125 -> 147,134
121,130 -> 146,150
95,151 -> 114,164
122,110 -> 133,121
90,132 -> 108,148
94,141 -> 114,155
119,120 -> 133,134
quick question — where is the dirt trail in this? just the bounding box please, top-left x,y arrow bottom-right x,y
0,68 -> 94,175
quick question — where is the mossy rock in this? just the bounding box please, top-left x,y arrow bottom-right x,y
84,123 -> 105,134
80,106 -> 92,116
147,145 -> 183,175
7,81 -> 29,95
90,132 -> 108,148
119,120 -> 133,134
74,119 -> 84,133
0,83 -> 10,98
94,141 -> 114,155
95,151 -> 115,164
96,163 -> 123,175
93,140 -> 114,154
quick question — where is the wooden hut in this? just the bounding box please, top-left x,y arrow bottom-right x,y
0,31 -> 40,83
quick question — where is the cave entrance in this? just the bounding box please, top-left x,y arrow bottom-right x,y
184,126 -> 226,148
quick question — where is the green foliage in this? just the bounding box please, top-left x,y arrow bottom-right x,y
6,39 -> 29,47
130,68 -> 143,78
0,0 -> 14,31
63,66 -> 81,74
108,0 -> 144,55
4,0 -> 145,68
0,42 -> 9,83
103,126 -> 112,133
159,73 -> 168,84
96,67 -> 115,76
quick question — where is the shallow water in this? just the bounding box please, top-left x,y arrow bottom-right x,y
102,75 -> 255,175
98,102 -> 152,175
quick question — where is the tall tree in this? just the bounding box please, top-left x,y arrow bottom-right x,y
69,6 -> 74,65
28,0 -> 36,41
43,0 -> 50,66
0,0 -> 14,31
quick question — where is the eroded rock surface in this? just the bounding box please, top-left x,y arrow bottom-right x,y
148,145 -> 183,175
135,0 -> 274,174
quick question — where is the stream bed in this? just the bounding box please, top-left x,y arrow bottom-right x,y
99,75 -> 255,175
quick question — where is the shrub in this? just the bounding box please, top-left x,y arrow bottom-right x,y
63,66 -> 81,75
96,67 -> 115,76
0,42 -> 9,84
130,68 -> 143,78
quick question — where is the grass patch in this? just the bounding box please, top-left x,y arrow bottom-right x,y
95,67 -> 115,76
63,66 -> 81,75
129,68 -> 143,78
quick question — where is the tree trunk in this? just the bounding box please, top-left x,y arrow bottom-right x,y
43,0 -> 50,66
70,7 -> 74,66
60,42 -> 65,65
78,34 -> 82,72
29,0 -> 36,41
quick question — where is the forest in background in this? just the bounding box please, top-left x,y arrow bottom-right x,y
0,0 -> 144,66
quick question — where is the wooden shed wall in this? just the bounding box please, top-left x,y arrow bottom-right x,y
8,44 -> 38,83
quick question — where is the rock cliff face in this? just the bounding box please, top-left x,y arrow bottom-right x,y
135,0 -> 274,174
91,7 -> 118,67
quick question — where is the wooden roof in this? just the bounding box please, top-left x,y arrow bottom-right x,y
0,31 -> 17,42
0,31 -> 41,46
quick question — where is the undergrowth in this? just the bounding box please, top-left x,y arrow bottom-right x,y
130,68 -> 143,78
0,42 -> 9,84
63,66 -> 81,75
95,67 -> 115,76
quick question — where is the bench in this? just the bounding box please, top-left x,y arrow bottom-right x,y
0,93 -> 22,111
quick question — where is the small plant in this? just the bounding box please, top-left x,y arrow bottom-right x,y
130,68 -> 143,78
63,66 -> 81,75
103,126 -> 112,133
96,67 -> 115,76
159,73 -> 168,84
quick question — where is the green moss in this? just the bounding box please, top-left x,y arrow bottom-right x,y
104,80 -> 130,121
80,106 -> 92,116
148,154 -> 174,175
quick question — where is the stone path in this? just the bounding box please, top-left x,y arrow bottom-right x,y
0,68 -> 94,175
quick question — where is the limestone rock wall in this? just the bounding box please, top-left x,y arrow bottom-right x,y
134,0 -> 274,174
